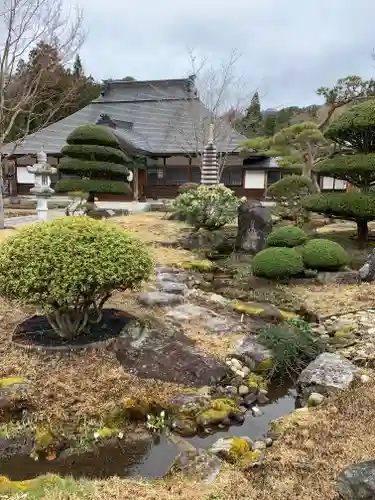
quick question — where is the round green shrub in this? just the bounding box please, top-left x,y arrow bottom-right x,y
252,247 -> 304,279
0,217 -> 154,338
301,238 -> 349,270
267,226 -> 309,247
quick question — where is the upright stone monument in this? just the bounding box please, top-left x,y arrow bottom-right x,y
27,149 -> 57,220
235,200 -> 272,254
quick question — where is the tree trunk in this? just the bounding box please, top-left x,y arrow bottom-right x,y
357,219 -> 368,247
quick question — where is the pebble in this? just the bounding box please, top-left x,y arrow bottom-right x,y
253,440 -> 266,451
308,392 -> 325,407
231,358 -> 242,370
243,393 -> 258,407
257,392 -> 270,405
361,374 -> 370,383
251,406 -> 263,417
242,366 -> 250,376
265,437 -> 273,447
236,370 -> 245,378
238,385 -> 250,396
368,328 -> 375,335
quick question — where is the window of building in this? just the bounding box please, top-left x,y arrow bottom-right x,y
221,167 -> 243,186
267,170 -> 281,186
147,168 -> 164,185
321,176 -> 347,191
244,170 -> 265,189
191,166 -> 201,183
165,167 -> 190,185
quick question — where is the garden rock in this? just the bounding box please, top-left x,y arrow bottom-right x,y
235,200 -> 272,254
307,392 -> 325,407
155,281 -> 188,295
297,353 -> 359,400
231,334 -> 273,370
359,250 -> 375,282
168,448 -> 222,484
114,320 -> 228,386
337,460 -> 375,499
166,304 -> 209,322
138,291 -> 184,307
316,270 -> 360,285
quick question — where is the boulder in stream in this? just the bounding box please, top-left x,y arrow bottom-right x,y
337,460 -> 375,499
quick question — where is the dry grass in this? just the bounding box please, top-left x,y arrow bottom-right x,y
290,282 -> 375,317
113,213 -> 192,266
0,228 -> 16,241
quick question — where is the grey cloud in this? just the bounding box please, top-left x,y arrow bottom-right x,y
78,0 -> 375,108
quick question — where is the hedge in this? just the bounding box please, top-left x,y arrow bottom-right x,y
66,125 -> 120,148
267,226 -> 309,247
302,192 -> 375,221
61,144 -> 130,165
58,158 -> 128,176
55,179 -> 132,194
252,247 -> 304,279
301,239 -> 349,271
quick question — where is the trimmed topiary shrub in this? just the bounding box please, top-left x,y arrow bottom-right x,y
252,247 -> 304,279
56,124 -> 133,195
171,184 -> 242,230
301,238 -> 349,271
267,226 -> 308,247
177,182 -> 199,194
0,217 -> 154,339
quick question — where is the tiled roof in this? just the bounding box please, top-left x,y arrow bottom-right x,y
4,78 -> 247,156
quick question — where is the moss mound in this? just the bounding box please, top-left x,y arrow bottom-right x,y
267,226 -> 308,248
301,238 -> 349,271
252,247 -> 304,279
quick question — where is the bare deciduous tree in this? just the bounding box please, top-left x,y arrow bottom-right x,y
0,0 -> 85,229
168,49 -> 252,179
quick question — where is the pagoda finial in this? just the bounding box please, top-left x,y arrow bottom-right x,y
208,123 -> 214,144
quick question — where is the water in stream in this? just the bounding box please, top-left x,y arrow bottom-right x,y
0,382 -> 298,481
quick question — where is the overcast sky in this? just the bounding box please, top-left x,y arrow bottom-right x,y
78,0 -> 375,110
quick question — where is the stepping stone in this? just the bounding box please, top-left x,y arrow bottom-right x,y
138,291 -> 184,307
155,281 -> 188,295
166,304 -> 209,322
203,316 -> 243,334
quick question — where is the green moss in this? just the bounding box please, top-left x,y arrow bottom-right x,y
334,330 -> 354,338
34,426 -> 54,453
229,437 -> 249,461
0,474 -> 92,497
0,377 -> 25,388
95,427 -> 117,439
232,300 -> 265,316
248,374 -> 267,390
279,310 -> 299,321
197,398 -> 241,426
211,398 -> 238,412
255,359 -> 273,373
179,260 -> 217,272
241,449 -> 263,467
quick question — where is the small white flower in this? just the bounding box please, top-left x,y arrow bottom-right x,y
93,431 -> 100,439
160,411 -> 165,418
147,414 -> 151,420
118,432 -> 124,439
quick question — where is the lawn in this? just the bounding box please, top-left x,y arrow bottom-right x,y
0,213 -> 374,500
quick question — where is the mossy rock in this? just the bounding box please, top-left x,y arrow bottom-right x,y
279,310 -> 300,321
240,450 -> 264,469
232,300 -> 281,321
254,359 -> 273,373
0,474 -> 69,495
248,374 -> 268,390
178,260 -> 217,272
229,437 -> 250,461
94,427 -> 118,439
122,398 -> 164,421
171,417 -> 198,437
196,397 -> 241,428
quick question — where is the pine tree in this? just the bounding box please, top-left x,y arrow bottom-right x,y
263,112 -> 277,137
243,91 -> 262,136
56,124 -> 132,196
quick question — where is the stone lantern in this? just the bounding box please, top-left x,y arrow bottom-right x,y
27,148 -> 57,220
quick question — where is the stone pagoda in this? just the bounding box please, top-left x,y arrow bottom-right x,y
27,149 -> 57,220
201,123 -> 219,186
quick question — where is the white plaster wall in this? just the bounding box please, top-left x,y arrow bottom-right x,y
17,166 -> 34,184
244,170 -> 265,189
